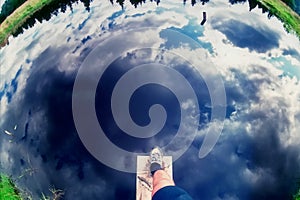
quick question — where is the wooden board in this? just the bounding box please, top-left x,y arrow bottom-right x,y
136,156 -> 172,200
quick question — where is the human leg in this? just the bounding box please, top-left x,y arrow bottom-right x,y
149,147 -> 175,197
152,169 -> 175,197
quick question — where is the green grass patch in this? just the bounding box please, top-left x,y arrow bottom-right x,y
0,0 -> 53,47
0,174 -> 22,200
258,0 -> 300,38
294,186 -> 300,200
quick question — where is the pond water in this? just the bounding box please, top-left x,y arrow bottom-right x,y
1,0 -> 300,199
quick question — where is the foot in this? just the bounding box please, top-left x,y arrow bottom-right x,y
150,147 -> 163,176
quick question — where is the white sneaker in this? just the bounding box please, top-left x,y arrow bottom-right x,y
150,147 -> 163,175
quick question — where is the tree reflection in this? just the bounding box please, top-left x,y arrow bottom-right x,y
0,0 -> 274,42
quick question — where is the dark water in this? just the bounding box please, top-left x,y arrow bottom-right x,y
94,50 -> 211,153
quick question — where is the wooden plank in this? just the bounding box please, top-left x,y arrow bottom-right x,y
136,156 -> 172,200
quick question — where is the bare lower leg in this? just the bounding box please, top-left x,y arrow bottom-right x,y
152,169 -> 175,197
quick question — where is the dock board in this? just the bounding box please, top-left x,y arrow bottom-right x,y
136,156 -> 172,200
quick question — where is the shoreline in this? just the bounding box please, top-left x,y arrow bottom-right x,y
258,0 -> 300,38
0,0 -> 54,47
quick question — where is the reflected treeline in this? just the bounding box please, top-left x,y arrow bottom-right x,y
2,0 -> 296,40
7,0 -> 254,39
109,0 -> 211,7
111,0 -> 260,11
13,0 -> 92,37
110,0 -> 258,8
111,0 -> 299,15
0,0 -> 27,23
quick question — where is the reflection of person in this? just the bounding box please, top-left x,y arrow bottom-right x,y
150,147 -> 193,200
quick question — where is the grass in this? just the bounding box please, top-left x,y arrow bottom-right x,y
295,187 -> 300,200
41,187 -> 64,200
0,173 -> 64,200
0,174 -> 22,200
257,0 -> 300,37
0,0 -> 53,47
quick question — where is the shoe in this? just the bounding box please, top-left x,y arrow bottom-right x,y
150,147 -> 163,175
